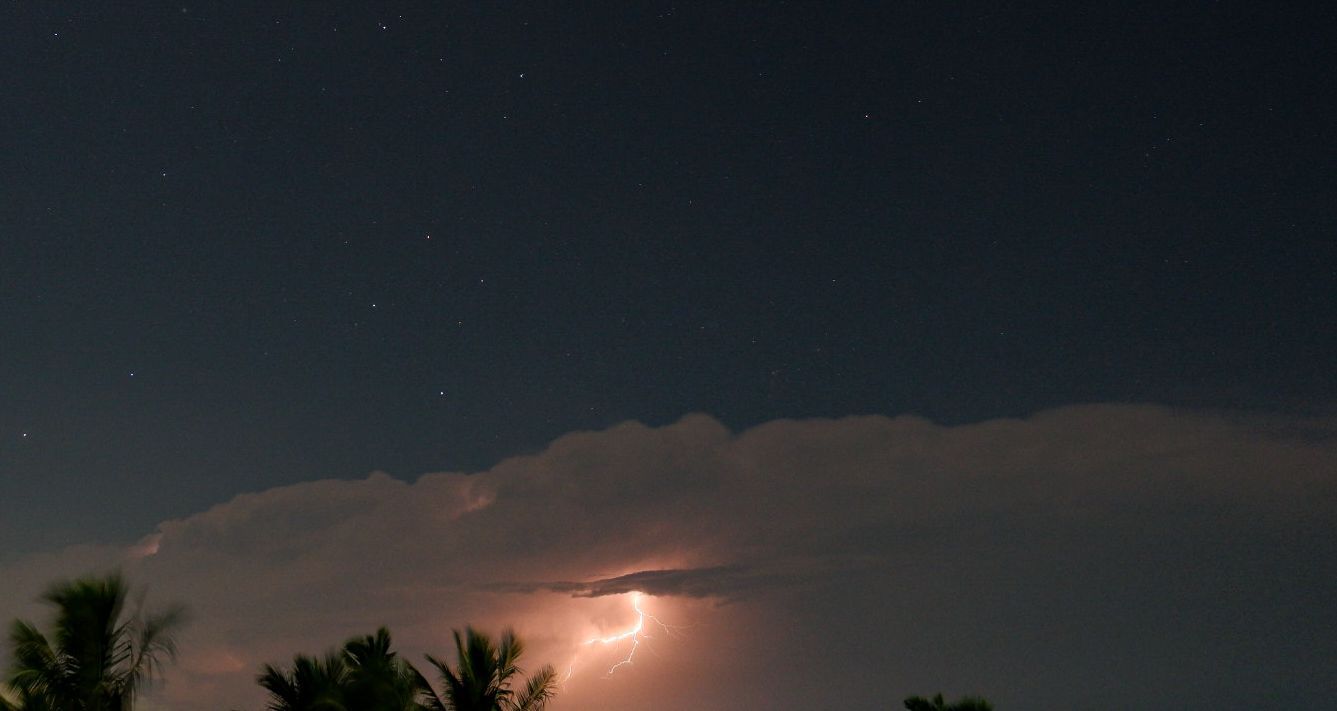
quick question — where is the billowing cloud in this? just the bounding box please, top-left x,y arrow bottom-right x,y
2,405 -> 1335,710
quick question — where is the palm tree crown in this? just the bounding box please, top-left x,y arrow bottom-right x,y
342,628 -> 419,711
257,627 -> 419,711
415,628 -> 556,711
2,573 -> 184,711
257,651 -> 350,711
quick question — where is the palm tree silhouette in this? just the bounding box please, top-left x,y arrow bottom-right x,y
414,628 -> 556,711
258,627 -> 418,711
342,628 -> 419,710
257,651 -> 350,711
2,573 -> 183,711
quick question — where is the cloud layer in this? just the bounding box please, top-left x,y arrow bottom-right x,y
2,405 -> 1335,710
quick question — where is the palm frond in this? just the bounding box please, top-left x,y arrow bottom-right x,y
7,575 -> 184,711
410,657 -> 448,711
340,628 -> 418,710
118,602 -> 186,701
415,627 -> 560,711
257,663 -> 302,710
505,664 -> 556,711
496,631 -> 523,689
6,621 -> 63,702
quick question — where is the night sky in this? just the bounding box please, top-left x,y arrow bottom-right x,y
3,4 -> 1336,710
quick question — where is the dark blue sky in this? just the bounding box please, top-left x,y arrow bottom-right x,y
2,2 -> 1334,554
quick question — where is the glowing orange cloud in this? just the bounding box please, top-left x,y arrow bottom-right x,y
564,591 -> 686,682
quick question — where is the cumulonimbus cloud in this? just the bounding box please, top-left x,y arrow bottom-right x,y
1,405 -> 1334,710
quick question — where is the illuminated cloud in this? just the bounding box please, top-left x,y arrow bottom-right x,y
488,565 -> 772,598
1,405 -> 1334,710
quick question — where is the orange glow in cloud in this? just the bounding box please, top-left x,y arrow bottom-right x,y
563,591 -> 687,682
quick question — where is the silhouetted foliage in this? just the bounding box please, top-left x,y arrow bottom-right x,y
1,573 -> 184,711
4,575 -> 559,711
258,628 -> 418,711
342,629 -> 419,711
258,651 -> 349,711
414,628 -> 556,711
905,692 -> 994,711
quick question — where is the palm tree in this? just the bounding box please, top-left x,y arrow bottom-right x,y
414,628 -> 556,711
904,693 -> 994,711
3,573 -> 184,711
258,628 -> 418,711
341,628 -> 419,711
258,651 -> 350,711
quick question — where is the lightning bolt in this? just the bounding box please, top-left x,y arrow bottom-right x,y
565,591 -> 686,681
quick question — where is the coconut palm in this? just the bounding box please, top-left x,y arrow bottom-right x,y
341,628 -> 419,711
257,651 -> 350,711
414,628 -> 556,711
258,627 -> 419,711
3,573 -> 183,711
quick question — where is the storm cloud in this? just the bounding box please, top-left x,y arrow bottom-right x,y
2,405 -> 1334,710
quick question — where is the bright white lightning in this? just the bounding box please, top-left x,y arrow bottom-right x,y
567,591 -> 685,680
